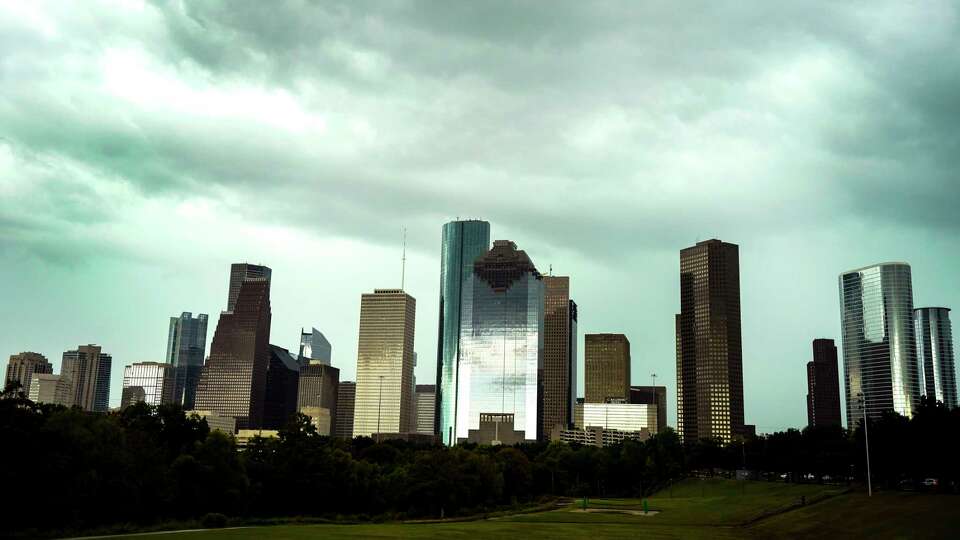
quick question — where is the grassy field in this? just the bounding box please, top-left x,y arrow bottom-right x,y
106,480 -> 958,539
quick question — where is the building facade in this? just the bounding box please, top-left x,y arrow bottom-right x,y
676,239 -> 744,443
585,334 -> 630,404
165,312 -> 209,409
914,307 -> 957,409
576,402 -> 660,433
353,289 -> 416,437
29,373 -> 70,406
194,277 -> 272,430
297,362 -> 340,435
60,345 -> 112,412
121,362 -> 176,408
299,327 -> 332,365
415,384 -> 436,435
455,240 -> 544,444
541,276 -> 577,439
334,381 -> 356,438
839,262 -> 921,424
630,385 -> 668,433
5,352 -> 52,397
436,219 -> 491,444
806,339 -> 842,428
227,263 -> 272,312
263,345 -> 301,430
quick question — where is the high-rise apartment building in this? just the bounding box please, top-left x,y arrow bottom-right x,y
165,312 -> 208,409
227,263 -> 272,312
630,385 -> 668,433
297,362 -> 339,435
456,240 -> 544,444
585,334 -> 630,404
299,328 -> 332,365
353,289 -> 416,437
806,339 -> 842,428
334,381 -> 356,438
29,374 -> 70,405
5,352 -> 52,397
195,276 -> 272,430
541,276 -> 577,439
914,307 -> 957,409
263,345 -> 301,430
676,239 -> 744,444
60,345 -> 112,412
415,384 -> 436,435
839,262 -> 920,424
436,219 -> 491,445
121,362 -> 176,409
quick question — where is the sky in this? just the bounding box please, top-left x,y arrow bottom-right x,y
2,1 -> 959,433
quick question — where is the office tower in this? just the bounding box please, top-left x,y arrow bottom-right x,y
456,240 -> 544,444
630,386 -> 668,433
165,312 -> 209,409
585,334 -> 630,404
839,263 -> 920,424
415,384 -> 436,435
299,328 -> 332,365
227,263 -> 272,312
353,289 -> 416,437
541,276 -> 577,439
676,239 -> 744,444
914,307 -> 957,409
436,219 -> 491,445
29,374 -> 70,405
60,345 -> 112,412
195,278 -> 272,430
297,362 -> 340,435
334,381 -> 356,438
263,345 -> 301,429
5,352 -> 52,397
121,362 -> 176,409
806,339 -> 842,428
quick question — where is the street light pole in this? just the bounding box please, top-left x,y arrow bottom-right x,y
377,375 -> 384,443
859,393 -> 872,497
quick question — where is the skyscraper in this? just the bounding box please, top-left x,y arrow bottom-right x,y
585,334 -> 631,404
541,276 -> 577,439
227,263 -> 272,312
676,239 -> 744,444
297,362 -> 339,435
299,328 -> 332,365
334,381 -> 356,438
29,374 -> 70,406
415,384 -> 436,435
839,262 -> 920,424
630,385 -> 668,433
60,345 -> 112,412
165,312 -> 209,409
353,289 -> 416,437
5,352 -> 52,397
195,277 -> 272,430
455,240 -> 544,444
436,219 -> 491,444
806,339 -> 842,428
121,362 -> 176,409
263,345 -> 301,429
914,307 -> 957,409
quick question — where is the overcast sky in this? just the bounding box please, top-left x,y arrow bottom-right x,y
2,1 -> 958,432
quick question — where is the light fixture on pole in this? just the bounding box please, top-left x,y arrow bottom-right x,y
858,392 -> 872,497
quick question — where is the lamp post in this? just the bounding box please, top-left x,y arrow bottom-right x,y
377,374 -> 384,443
859,392 -> 872,497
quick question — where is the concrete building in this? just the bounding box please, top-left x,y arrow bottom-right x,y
576,402 -> 660,433
914,307 -> 957,409
554,426 -> 652,447
630,386 -> 668,433
29,373 -> 70,406
806,339 -> 842,428
187,410 -> 237,433
121,362 -> 176,408
585,334 -> 630,404
414,384 -> 436,435
297,362 -> 339,436
334,381 -> 356,439
60,345 -> 112,412
5,352 -> 52,397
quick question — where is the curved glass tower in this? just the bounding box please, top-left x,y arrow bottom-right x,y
436,220 -> 490,445
839,262 -> 920,425
914,307 -> 957,409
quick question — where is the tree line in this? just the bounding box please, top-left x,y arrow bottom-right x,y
1,385 -> 957,536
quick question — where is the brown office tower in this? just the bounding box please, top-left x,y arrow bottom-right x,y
334,381 -> 356,438
585,334 -> 630,403
297,362 -> 340,435
60,345 -> 112,412
195,278 -> 272,430
5,352 -> 52,397
676,239 -> 744,444
807,339 -> 842,428
541,276 -> 577,439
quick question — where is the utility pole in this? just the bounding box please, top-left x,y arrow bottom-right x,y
377,374 -> 384,443
859,393 -> 872,497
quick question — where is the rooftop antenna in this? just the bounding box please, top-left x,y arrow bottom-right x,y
549,264 -> 553,276
401,227 -> 407,291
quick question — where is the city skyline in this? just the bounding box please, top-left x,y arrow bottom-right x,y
3,2 -> 960,434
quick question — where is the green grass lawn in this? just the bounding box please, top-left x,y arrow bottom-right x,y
107,480 -> 958,540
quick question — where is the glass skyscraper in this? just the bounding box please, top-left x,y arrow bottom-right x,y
299,327 -> 332,365
165,312 -> 208,409
914,307 -> 956,409
436,220 -> 490,445
455,240 -> 544,444
839,262 -> 920,425
121,362 -> 176,408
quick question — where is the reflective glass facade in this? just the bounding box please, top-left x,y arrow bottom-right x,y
580,402 -> 659,433
121,362 -> 176,408
165,312 -> 209,409
436,220 -> 490,445
839,263 -> 920,424
299,327 -> 332,365
455,240 -> 543,443
914,307 -> 956,409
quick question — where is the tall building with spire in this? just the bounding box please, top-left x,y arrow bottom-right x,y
914,307 -> 956,409
436,220 -> 491,444
676,239 -> 744,444
165,312 -> 208,409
